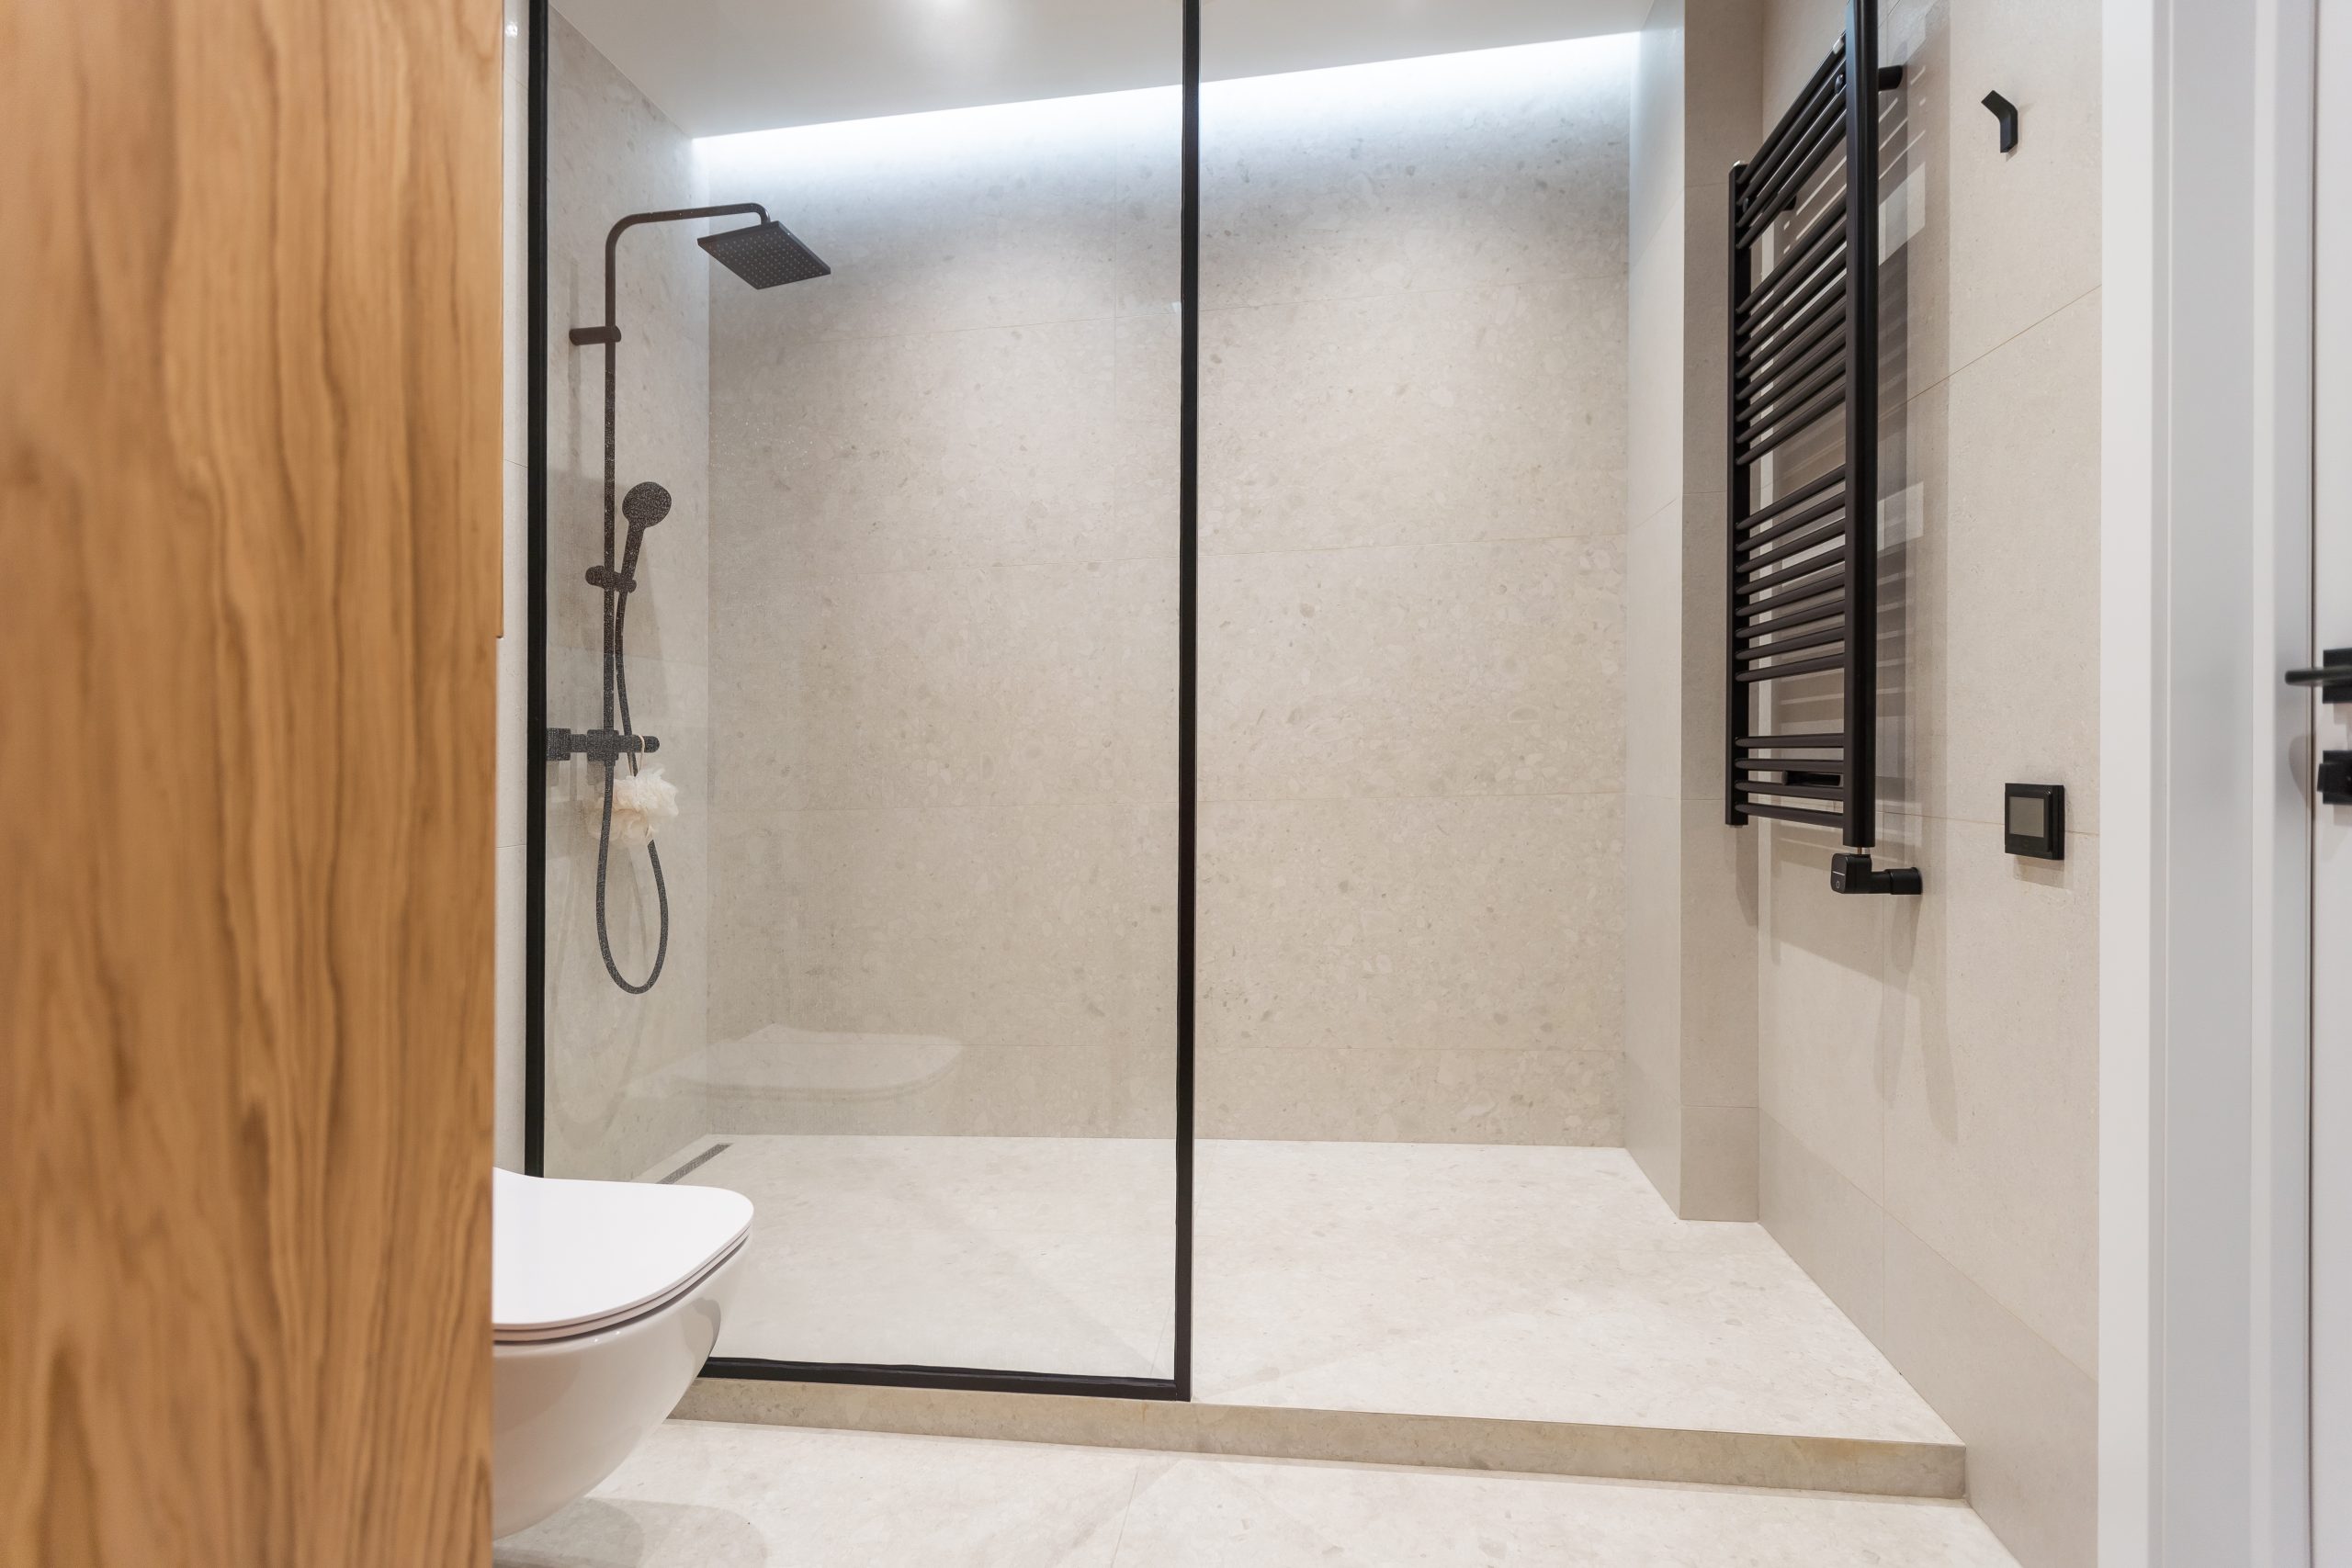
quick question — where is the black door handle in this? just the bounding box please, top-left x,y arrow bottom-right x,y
2321,751 -> 2352,807
2286,647 -> 2352,701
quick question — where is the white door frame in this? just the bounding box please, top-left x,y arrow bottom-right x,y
2101,1 -> 2317,1563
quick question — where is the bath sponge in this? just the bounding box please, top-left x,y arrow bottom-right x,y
601,764 -> 680,850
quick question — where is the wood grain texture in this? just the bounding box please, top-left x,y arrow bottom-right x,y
0,0 -> 502,1562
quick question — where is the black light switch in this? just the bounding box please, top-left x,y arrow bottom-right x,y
2004,784 -> 2064,860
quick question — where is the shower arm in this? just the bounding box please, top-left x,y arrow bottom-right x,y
568,203 -> 772,347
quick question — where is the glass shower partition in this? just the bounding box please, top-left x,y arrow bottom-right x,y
527,0 -> 1195,1393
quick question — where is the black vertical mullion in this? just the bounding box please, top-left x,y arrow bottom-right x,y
524,0 -> 550,1179
1173,0 -> 1201,1403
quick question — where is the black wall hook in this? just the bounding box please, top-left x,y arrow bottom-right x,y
1982,90 -> 2019,152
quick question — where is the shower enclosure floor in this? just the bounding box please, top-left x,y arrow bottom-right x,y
644,1134 -> 1951,1449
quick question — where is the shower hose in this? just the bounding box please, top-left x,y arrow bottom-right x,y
594,580 -> 668,995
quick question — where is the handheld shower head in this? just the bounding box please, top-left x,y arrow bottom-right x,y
623,481 -> 672,529
588,481 -> 674,596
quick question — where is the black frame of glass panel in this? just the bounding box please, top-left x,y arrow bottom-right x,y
524,0 -> 1200,1404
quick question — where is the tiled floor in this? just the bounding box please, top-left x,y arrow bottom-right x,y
496,1419 -> 2021,1567
1195,1141 -> 1953,1444
650,1134 -> 1175,1376
650,1134 -> 1951,1447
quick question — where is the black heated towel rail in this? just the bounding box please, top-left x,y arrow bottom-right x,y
1723,0 -> 1918,896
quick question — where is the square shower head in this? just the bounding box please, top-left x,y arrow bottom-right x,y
699,220 -> 831,288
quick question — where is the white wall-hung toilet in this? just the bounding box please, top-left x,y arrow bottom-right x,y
492,1168 -> 753,1540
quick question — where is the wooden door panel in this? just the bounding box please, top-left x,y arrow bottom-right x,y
1,0 -> 501,1562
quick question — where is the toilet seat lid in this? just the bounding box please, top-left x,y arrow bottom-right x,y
493,1168 -> 753,1338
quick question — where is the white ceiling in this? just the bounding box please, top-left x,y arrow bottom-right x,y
553,0 -> 1650,138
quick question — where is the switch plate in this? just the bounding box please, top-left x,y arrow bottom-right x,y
2004,783 -> 2065,860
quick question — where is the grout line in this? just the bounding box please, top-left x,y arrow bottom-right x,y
1764,1111 -> 2093,1386
1199,531 -> 1627,562
696,788 -> 1629,817
699,528 -> 1630,591
1103,1452 -> 1148,1566
705,261 -> 1627,355
1890,280 -> 2101,413
1681,795 -> 2099,840
1882,1204 -> 2097,1386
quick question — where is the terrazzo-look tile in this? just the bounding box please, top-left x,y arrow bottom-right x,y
1623,504 -> 1684,797
531,17 -> 718,1184
1928,296 -> 2101,834
1621,792 -> 1682,1080
1885,829 -> 2098,1378
1676,1103 -> 1759,1221
1202,538 -> 1623,801
697,86 -> 1193,1145
545,13 -> 711,667
1755,824 -> 1926,1210
697,97 -> 1157,344
1197,795 -> 1623,1059
1676,796 -> 1759,1105
1874,0 -> 2100,394
1758,1111 -> 1888,1345
1199,279 -> 1626,556
495,1420 -> 1137,1568
1620,1055 -> 1683,1213
1629,2 -> 1687,269
710,558 -> 1178,814
1196,39 -> 1632,311
689,43 -> 1632,1146
1881,1219 -> 2096,1568
1110,1452 -> 2007,1567
685,1028 -> 1177,1141
1198,1045 -> 1621,1146
662,1134 -> 1175,1377
707,315 -> 1136,582
1625,211 -> 1686,528
678,1379 -> 1961,1499
1683,0 -> 1766,181
501,1420 -> 2012,1568
1193,1141 -> 1953,1447
703,803 -> 1176,1066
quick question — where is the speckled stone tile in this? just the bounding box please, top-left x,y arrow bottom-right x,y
652,1134 -> 1177,1378
1194,1142 -> 1956,1448
497,1420 -> 2017,1568
1109,1450 -> 2015,1567
640,1136 -> 1951,1469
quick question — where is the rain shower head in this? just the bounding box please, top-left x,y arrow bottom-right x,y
699,220 -> 831,289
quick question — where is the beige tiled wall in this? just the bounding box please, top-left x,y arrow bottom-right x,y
684,43 -> 1634,1145
532,12 -> 716,1181
1194,44 -> 1634,1144
1623,0 -> 1766,1218
1743,3 -> 2102,1564
695,89 -> 1184,1141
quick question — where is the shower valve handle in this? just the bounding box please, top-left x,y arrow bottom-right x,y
544,727 -> 661,764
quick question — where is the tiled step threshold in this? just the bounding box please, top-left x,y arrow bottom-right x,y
674,1377 -> 1967,1502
